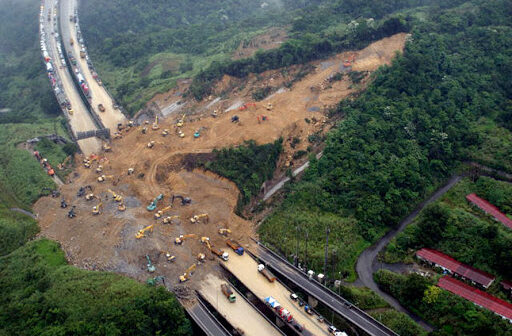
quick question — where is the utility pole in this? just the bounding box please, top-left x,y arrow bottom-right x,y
295,226 -> 299,267
324,228 -> 330,277
304,230 -> 309,271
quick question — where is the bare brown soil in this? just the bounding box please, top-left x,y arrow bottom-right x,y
233,27 -> 288,60
34,33 -> 407,295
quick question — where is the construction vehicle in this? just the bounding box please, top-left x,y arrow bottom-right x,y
162,129 -> 169,137
164,252 -> 176,263
107,189 -> 123,202
117,202 -> 126,212
97,175 -> 113,183
179,264 -> 196,283
190,213 -> 208,224
154,206 -> 172,219
60,198 -> 67,208
201,237 -> 229,261
172,195 -> 191,206
85,193 -> 95,201
231,115 -> 239,123
92,202 -> 103,215
127,167 -> 135,175
42,187 -> 60,198
178,130 -> 185,138
221,283 -> 236,303
197,253 -> 206,262
68,206 -> 76,218
174,234 -> 197,245
141,127 -> 147,134
266,103 -> 273,111
147,194 -> 163,211
146,276 -> 164,286
258,264 -> 276,282
152,116 -> 159,130
176,114 -> 186,127
194,127 -> 206,138
96,165 -> 103,174
77,185 -> 92,197
146,255 -> 156,273
226,239 -> 244,255
147,140 -> 155,149
98,104 -> 105,112
218,228 -> 231,236
135,224 -> 154,239
163,215 -> 180,224
102,143 -> 111,152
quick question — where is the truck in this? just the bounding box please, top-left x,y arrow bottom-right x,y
258,264 -> 276,282
277,307 -> 293,323
80,49 -> 86,59
98,104 -> 105,112
226,239 -> 244,255
221,283 -> 236,303
211,248 -> 229,261
70,38 -> 74,46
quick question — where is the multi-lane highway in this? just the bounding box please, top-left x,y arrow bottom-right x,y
42,0 -> 100,155
253,242 -> 399,336
185,299 -> 231,336
60,0 -> 126,131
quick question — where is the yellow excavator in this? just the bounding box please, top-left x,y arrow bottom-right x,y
197,253 -> 206,262
163,215 -> 180,224
162,129 -> 169,137
117,202 -> 126,211
190,213 -> 208,224
135,224 -> 154,239
154,206 -> 172,219
179,264 -> 196,282
92,201 -> 103,215
97,175 -> 113,183
85,192 -> 95,201
96,165 -> 103,174
102,142 -> 112,152
152,116 -> 159,130
163,251 -> 176,263
108,189 -> 123,202
176,114 -> 186,127
175,234 -> 197,245
218,228 -> 232,236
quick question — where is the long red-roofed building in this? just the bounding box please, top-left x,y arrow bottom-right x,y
416,248 -> 495,288
438,276 -> 512,322
466,193 -> 512,229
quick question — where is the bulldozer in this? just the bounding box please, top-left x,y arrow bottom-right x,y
96,165 -> 103,174
97,175 -> 113,183
147,194 -> 163,211
163,215 -> 180,224
135,224 -> 154,239
107,189 -> 123,202
102,142 -> 112,152
190,213 -> 208,224
154,206 -> 172,219
172,195 -> 192,206
92,201 -> 103,215
218,228 -> 232,236
163,252 -> 176,263
147,140 -> 155,149
179,264 -> 196,282
146,255 -> 156,273
152,116 -> 159,130
175,234 -> 197,245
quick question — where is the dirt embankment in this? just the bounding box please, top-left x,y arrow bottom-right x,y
34,33 -> 408,293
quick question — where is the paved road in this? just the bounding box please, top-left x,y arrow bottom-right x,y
253,243 -> 398,336
10,208 -> 37,220
43,0 -> 100,155
186,299 -> 231,336
355,175 -> 462,332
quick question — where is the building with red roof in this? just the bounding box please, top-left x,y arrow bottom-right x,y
438,276 -> 512,322
416,248 -> 495,288
502,280 -> 512,298
466,193 -> 512,229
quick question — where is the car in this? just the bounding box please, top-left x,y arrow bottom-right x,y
328,325 -> 339,334
298,300 -> 305,307
98,104 -> 105,112
290,293 -> 299,301
293,323 -> 304,332
335,332 -> 348,336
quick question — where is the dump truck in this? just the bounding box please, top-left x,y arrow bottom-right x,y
221,283 -> 236,303
258,264 -> 276,282
226,239 -> 244,255
211,248 -> 229,261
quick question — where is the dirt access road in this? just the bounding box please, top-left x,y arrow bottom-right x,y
34,33 -> 408,309
63,0 -> 126,131
44,0 -> 100,155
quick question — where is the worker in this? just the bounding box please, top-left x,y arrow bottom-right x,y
231,115 -> 239,123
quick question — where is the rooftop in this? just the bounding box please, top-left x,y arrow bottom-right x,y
466,193 -> 512,229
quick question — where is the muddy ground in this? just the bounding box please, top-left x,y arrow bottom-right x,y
34,33 -> 408,298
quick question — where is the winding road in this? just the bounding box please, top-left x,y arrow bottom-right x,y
355,175 -> 463,331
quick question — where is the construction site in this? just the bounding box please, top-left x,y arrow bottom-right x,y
34,33 -> 408,335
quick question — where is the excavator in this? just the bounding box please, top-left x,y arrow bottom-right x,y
68,206 -> 76,218
175,234 -> 197,245
152,116 -> 159,130
102,142 -> 112,152
162,129 -> 169,137
85,192 -> 95,201
96,165 -> 103,174
147,140 -> 155,149
163,251 -> 176,263
176,114 -> 186,127
197,253 -> 206,262
146,255 -> 156,273
117,202 -> 126,212
190,213 -> 208,224
153,206 -> 172,219
135,224 -> 154,239
147,194 -> 163,211
201,236 -> 229,261
218,228 -> 232,236
163,215 -> 180,224
172,195 -> 191,206
92,201 -> 103,215
97,175 -> 113,183
77,185 -> 92,197
179,264 -> 196,282
60,198 -> 68,208
107,189 -> 123,202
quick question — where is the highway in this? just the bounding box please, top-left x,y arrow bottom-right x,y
60,0 -> 126,131
253,242 -> 399,336
42,0 -> 100,155
185,299 -> 231,336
